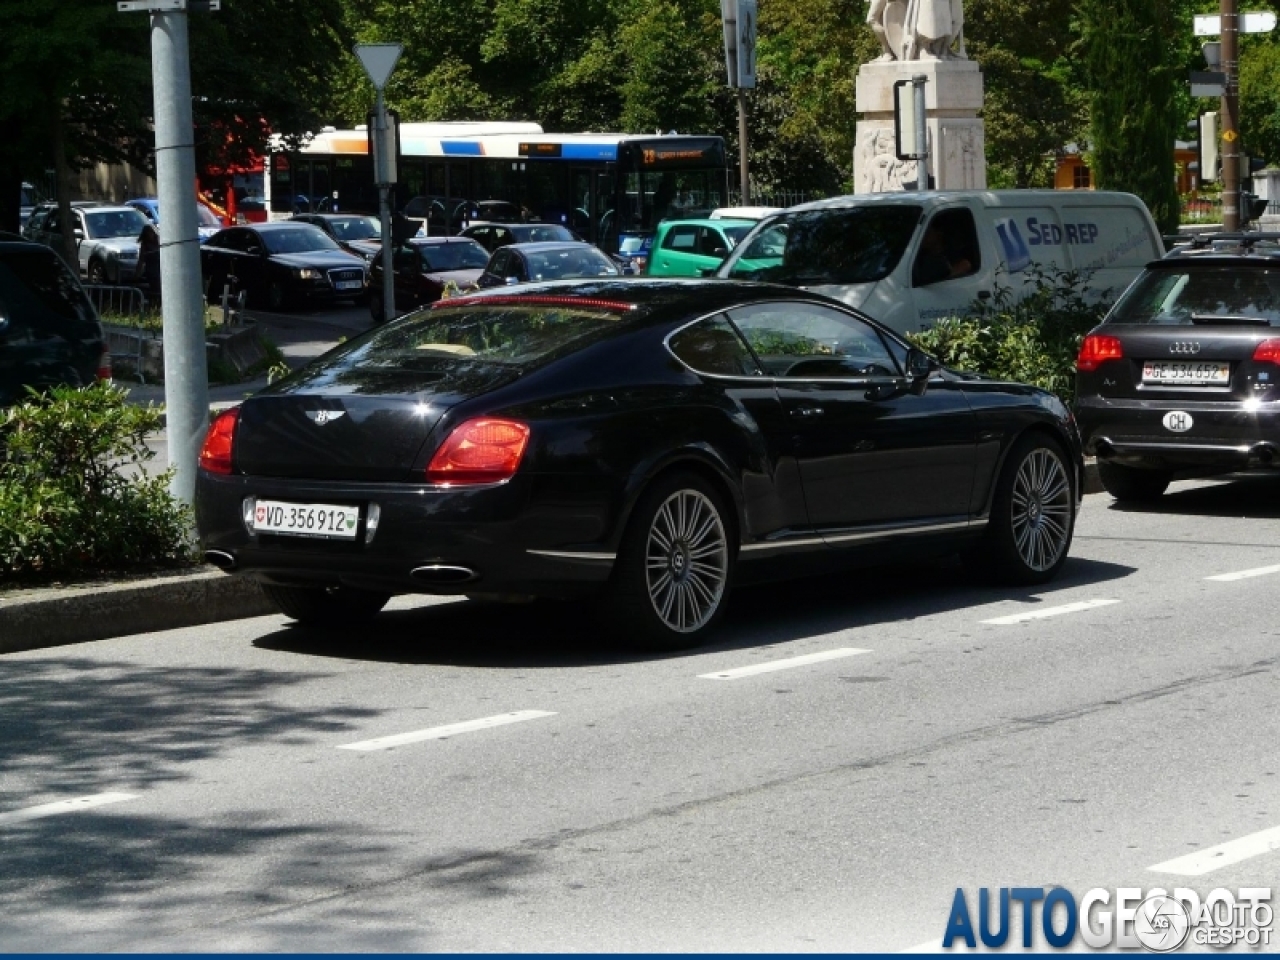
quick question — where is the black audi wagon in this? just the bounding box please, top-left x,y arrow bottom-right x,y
196,279 -> 1083,648
1076,232 -> 1280,500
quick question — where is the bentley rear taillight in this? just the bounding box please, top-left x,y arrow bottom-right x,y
426,418 -> 530,485
199,408 -> 240,475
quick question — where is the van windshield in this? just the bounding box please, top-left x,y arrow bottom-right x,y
722,206 -> 921,285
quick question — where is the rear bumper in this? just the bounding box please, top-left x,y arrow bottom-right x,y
195,470 -> 618,599
1077,396 -> 1280,470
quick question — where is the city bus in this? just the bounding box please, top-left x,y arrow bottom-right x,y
262,122 -> 730,255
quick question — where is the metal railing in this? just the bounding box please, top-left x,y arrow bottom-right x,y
85,284 -> 151,384
83,283 -> 149,319
725,188 -> 827,210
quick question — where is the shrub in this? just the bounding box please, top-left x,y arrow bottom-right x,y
0,382 -> 195,580
906,266 -> 1110,406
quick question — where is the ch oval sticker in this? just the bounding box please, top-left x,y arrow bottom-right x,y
1162,411 -> 1194,433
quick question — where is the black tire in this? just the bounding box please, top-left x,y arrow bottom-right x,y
369,290 -> 384,323
263,584 -> 390,625
87,259 -> 107,285
602,470 -> 735,650
1098,462 -> 1172,502
977,433 -> 1075,586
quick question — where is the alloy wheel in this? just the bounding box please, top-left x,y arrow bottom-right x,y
1010,447 -> 1071,573
644,489 -> 728,633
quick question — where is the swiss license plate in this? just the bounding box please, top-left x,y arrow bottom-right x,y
253,500 -> 360,539
335,280 -> 363,291
1141,360 -> 1230,385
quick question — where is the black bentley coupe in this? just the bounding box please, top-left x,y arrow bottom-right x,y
196,279 -> 1083,648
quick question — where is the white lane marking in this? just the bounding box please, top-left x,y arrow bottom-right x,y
698,647 -> 870,680
338,710 -> 557,752
981,597 -> 1120,625
0,792 -> 138,826
1148,824 -> 1280,876
1206,563 -> 1280,582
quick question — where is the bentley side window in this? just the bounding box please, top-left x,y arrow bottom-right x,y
668,314 -> 762,377
728,302 -> 899,379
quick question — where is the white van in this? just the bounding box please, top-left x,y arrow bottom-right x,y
715,190 -> 1164,335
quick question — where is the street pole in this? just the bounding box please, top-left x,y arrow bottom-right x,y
123,1 -> 211,510
1221,0 -> 1240,231
737,89 -> 750,205
377,90 -> 395,325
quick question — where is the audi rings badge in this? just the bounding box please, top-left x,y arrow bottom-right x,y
1163,411 -> 1194,433
1169,341 -> 1202,355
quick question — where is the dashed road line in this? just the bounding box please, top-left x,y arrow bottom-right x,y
698,647 -> 870,680
981,597 -> 1120,625
1148,824 -> 1280,876
337,710 -> 557,752
1205,564 -> 1280,583
0,792 -> 138,826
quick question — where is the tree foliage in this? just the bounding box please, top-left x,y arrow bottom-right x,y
1077,0 -> 1182,234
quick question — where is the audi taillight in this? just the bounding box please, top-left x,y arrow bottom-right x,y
426,418 -> 530,485
199,408 -> 239,475
1077,334 -> 1124,372
1253,339 -> 1280,364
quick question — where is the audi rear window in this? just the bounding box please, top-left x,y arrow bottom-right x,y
1107,265 -> 1280,326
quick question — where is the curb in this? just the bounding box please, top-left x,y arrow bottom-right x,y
0,567 -> 275,655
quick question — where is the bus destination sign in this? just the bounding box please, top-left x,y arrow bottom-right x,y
519,142 -> 563,158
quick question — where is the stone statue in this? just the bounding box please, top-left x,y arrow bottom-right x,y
867,0 -> 965,60
858,128 -> 916,193
866,0 -> 909,62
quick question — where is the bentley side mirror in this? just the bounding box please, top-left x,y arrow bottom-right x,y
906,348 -> 938,395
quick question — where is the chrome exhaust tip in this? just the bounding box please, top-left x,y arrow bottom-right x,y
1093,439 -> 1115,460
410,564 -> 479,584
204,549 -> 237,571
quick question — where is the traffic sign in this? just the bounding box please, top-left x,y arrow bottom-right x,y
1190,70 -> 1226,97
1194,11 -> 1277,35
353,43 -> 402,91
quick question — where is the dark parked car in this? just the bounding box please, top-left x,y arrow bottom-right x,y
367,237 -> 491,321
290,213 -> 383,262
200,222 -> 368,310
1076,232 -> 1280,500
195,280 -> 1082,648
475,242 -> 620,288
0,237 -> 109,405
460,222 -> 578,254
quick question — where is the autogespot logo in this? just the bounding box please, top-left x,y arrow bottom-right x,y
942,886 -> 1273,951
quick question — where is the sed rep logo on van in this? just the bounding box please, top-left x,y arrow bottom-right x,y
1026,218 -> 1100,245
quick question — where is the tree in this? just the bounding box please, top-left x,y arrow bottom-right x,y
965,0 -> 1085,188
1077,0 -> 1182,234
0,0 -> 350,235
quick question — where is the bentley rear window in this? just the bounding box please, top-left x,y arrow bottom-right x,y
1108,265 -> 1280,325
345,302 -> 627,370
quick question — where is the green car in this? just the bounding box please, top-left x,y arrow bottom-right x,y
645,218 -> 754,277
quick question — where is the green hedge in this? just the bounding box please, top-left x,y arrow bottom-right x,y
906,267 -> 1110,406
0,383 -> 195,580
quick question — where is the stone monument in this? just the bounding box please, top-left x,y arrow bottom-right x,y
855,0 -> 985,192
